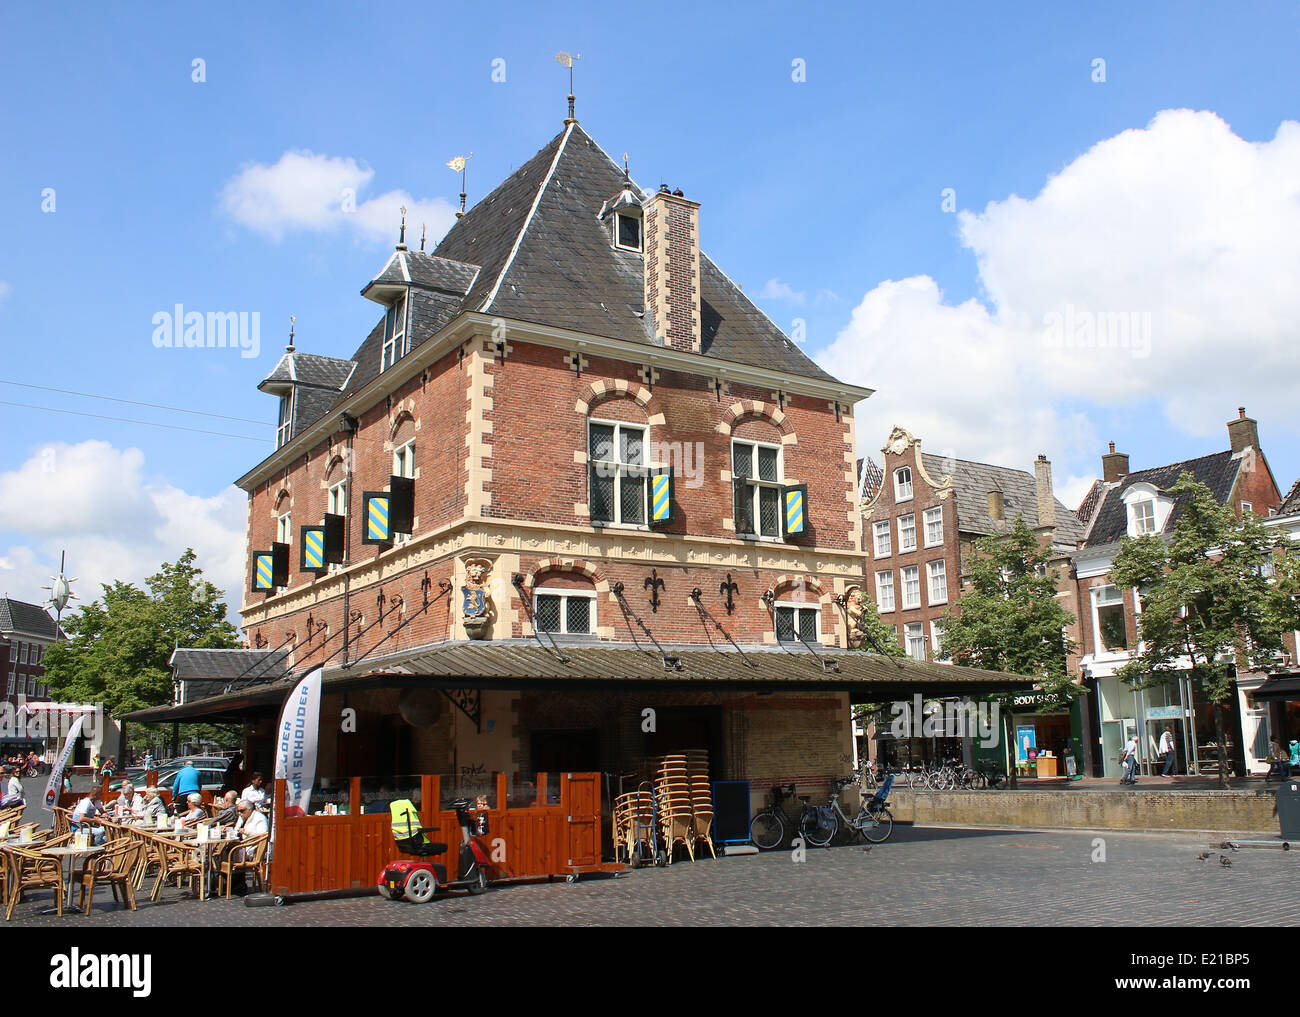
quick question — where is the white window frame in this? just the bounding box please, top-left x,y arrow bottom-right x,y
614,211 -> 642,252
923,506 -> 943,547
381,293 -> 408,372
327,479 -> 348,517
904,622 -> 926,661
533,587 -> 597,635
927,559 -> 948,605
1092,584 -> 1128,656
873,520 -> 891,558
732,438 -> 784,540
901,565 -> 921,609
1133,500 -> 1156,534
774,601 -> 820,644
276,511 -> 292,546
875,570 -> 895,613
589,420 -> 650,528
5,672 -> 14,695
929,620 -> 945,661
18,643 -> 27,664
1241,501 -> 1253,516
894,467 -> 913,502
898,513 -> 917,553
276,391 -> 294,449
393,439 -> 415,545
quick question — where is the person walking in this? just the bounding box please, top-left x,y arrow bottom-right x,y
1159,728 -> 1177,777
1120,733 -> 1140,785
171,760 -> 202,803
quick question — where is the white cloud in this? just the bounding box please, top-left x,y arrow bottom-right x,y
0,441 -> 246,624
759,278 -> 806,304
0,281 -> 10,302
823,109 -> 1300,487
219,149 -> 458,246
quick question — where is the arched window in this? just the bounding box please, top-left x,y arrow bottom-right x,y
894,467 -> 913,502
534,574 -> 597,636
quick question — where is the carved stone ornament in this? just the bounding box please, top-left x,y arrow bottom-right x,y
845,585 -> 867,649
461,556 -> 496,640
883,426 -> 915,457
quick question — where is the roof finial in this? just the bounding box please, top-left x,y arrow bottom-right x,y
622,151 -> 630,186
287,314 -> 296,353
396,205 -> 408,250
556,52 -> 580,124
447,153 -> 472,219
420,223 -> 426,252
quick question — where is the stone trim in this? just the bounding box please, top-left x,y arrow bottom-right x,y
573,378 -> 658,418
717,400 -> 796,439
464,347 -> 494,516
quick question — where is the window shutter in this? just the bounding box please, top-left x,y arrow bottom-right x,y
781,485 -> 809,537
270,542 -> 290,587
323,513 -> 346,564
389,475 -> 415,534
362,492 -> 392,545
300,525 -> 328,572
251,551 -> 275,593
649,468 -> 674,527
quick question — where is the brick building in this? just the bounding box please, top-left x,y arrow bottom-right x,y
0,597 -> 59,709
1069,408 -> 1284,778
860,426 -> 1083,770
132,114 -> 1032,814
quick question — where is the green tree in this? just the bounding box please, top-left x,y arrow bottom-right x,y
849,593 -> 905,734
42,549 -> 239,719
1109,473 -> 1300,787
934,518 -> 1078,783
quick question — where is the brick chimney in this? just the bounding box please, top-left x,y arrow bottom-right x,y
987,490 -> 1005,524
643,185 -> 702,353
1034,454 -> 1056,529
1227,406 -> 1259,454
1102,442 -> 1129,483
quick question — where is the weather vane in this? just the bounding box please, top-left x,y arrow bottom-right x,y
397,205 -> 407,248
555,52 -> 580,123
447,153 -> 473,218
42,551 -> 77,625
287,314 -> 295,352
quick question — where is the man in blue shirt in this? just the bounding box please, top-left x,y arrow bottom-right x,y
171,760 -> 202,804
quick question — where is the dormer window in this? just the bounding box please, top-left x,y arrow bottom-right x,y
615,212 -> 642,252
381,293 -> 407,372
1133,500 -> 1156,534
1122,482 -> 1171,538
276,392 -> 293,449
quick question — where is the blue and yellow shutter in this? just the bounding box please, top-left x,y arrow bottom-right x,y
251,551 -> 275,593
649,468 -> 674,528
300,525 -> 327,572
362,491 -> 392,545
781,484 -> 809,537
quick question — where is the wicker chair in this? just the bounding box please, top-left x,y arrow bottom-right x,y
4,845 -> 65,920
78,840 -> 141,916
52,807 -> 72,838
217,833 -> 268,898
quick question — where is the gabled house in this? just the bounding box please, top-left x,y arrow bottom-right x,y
1069,408 -> 1284,778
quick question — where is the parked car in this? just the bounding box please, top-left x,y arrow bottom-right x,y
122,756 -> 229,785
133,764 -> 228,794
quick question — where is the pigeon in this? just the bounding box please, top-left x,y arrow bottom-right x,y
1219,855 -> 1232,867
1196,852 -> 1211,861
1219,841 -> 1240,851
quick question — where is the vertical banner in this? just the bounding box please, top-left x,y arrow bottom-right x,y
43,713 -> 87,811
274,667 -> 322,815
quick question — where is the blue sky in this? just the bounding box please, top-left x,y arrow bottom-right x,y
1,1 -> 1298,618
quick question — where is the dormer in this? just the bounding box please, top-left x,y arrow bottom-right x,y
599,184 -> 643,253
258,324 -> 355,450
1121,481 -> 1172,537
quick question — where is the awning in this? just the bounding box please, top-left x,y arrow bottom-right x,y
123,641 -> 1039,725
1252,674 -> 1300,701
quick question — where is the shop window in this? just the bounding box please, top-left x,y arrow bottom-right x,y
775,604 -> 819,643
1093,585 -> 1128,654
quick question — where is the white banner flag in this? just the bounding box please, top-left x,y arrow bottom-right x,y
43,713 -> 87,812
274,667 -> 322,815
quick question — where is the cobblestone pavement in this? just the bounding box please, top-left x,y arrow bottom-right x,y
8,825 -> 1296,927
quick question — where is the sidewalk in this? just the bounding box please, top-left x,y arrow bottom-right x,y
1000,774 -> 1281,792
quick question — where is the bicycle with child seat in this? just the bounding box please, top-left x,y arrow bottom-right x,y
749,784 -> 840,849
816,775 -> 895,844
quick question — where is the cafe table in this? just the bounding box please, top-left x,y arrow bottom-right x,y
157,827 -> 235,901
40,843 -> 105,912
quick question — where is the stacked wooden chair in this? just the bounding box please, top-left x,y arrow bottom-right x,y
683,750 -> 716,859
612,785 -> 657,865
654,755 -> 699,863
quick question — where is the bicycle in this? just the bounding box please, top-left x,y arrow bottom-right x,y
749,784 -> 796,850
816,775 -> 896,844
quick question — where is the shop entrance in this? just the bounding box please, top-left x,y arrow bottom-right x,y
643,706 -> 724,771
531,729 -> 601,773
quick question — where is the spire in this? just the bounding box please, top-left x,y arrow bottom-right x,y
447,154 -> 472,219
396,205 -> 408,250
555,51 -> 579,124
286,314 -> 296,353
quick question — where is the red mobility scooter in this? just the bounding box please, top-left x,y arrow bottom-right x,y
378,797 -> 492,902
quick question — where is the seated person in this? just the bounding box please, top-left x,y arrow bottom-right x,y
2,766 -> 24,807
111,781 -> 142,819
138,787 -> 167,823
179,793 -> 206,826
214,790 -> 240,826
388,798 -> 443,855
72,788 -> 108,845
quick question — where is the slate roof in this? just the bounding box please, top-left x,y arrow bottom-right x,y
920,454 -> 1083,545
1278,477 -> 1300,517
126,641 -> 1036,722
168,647 -> 289,700
0,598 -> 60,640
1076,480 -> 1104,530
1080,450 -> 1241,547
857,456 -> 883,501
257,122 -> 847,455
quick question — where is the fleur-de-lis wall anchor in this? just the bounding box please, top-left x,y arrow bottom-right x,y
254,630 -> 267,649
644,569 -> 665,613
421,571 -> 432,607
720,573 -> 739,615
